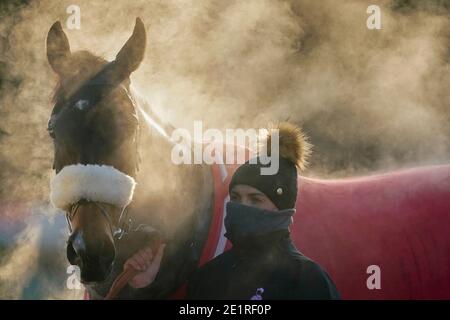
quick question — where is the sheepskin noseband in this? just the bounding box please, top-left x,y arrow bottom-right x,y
50,164 -> 136,211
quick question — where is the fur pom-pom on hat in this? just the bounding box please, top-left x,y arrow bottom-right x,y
263,122 -> 312,172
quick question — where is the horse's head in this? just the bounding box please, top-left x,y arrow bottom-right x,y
46,19 -> 146,283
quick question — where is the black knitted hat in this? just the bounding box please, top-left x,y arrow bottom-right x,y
229,123 -> 311,210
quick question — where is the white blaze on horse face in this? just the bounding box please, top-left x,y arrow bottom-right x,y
74,99 -> 90,111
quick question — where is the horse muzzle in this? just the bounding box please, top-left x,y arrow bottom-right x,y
50,164 -> 137,283
67,228 -> 116,283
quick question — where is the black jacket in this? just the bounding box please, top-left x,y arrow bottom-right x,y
187,231 -> 340,300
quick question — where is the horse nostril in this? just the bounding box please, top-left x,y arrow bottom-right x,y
67,241 -> 78,265
67,231 -> 85,265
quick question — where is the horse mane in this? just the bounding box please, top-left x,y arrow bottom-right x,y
129,86 -> 174,140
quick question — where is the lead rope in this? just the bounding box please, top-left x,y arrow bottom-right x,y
104,238 -> 162,300
104,269 -> 140,300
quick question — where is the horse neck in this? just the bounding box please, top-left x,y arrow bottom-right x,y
128,95 -> 214,242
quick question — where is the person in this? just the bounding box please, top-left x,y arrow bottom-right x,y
125,122 -> 340,299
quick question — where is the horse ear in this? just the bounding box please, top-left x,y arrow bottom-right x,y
46,21 -> 71,75
114,18 -> 146,77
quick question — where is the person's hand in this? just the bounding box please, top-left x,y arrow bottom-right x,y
124,244 -> 166,289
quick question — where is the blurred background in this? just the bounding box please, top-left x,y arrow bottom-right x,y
0,0 -> 449,299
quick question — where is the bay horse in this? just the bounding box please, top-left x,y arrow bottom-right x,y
46,18 -> 214,298
46,18 -> 450,300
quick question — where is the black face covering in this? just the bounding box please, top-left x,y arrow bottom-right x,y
224,202 -> 295,246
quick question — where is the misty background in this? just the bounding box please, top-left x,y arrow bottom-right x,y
0,0 -> 449,298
